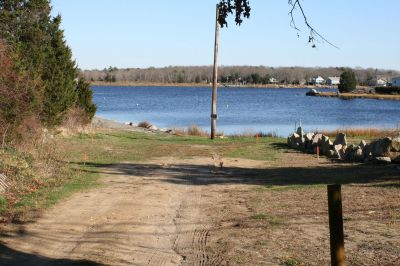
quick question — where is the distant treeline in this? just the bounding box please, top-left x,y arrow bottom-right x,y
83,66 -> 399,86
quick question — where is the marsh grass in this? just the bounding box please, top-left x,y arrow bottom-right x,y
229,130 -> 278,138
318,128 -> 398,139
186,124 -> 209,137
318,91 -> 400,101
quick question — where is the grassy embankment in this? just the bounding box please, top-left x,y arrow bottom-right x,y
1,125 -> 397,222
0,128 -> 284,222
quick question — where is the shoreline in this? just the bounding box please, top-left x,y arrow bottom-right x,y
90,81 -> 340,90
92,117 -> 398,139
312,92 -> 400,101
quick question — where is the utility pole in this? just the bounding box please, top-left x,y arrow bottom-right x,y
211,4 -> 220,139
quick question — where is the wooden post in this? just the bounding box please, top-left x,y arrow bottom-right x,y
327,185 -> 345,266
211,4 -> 220,139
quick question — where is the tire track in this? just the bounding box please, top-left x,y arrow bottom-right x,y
173,177 -> 226,266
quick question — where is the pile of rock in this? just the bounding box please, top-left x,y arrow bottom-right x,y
288,127 -> 400,164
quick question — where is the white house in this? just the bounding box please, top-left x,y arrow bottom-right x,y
368,78 -> 387,87
326,77 -> 340,86
392,76 -> 400,86
269,77 -> 278,84
311,76 -> 325,85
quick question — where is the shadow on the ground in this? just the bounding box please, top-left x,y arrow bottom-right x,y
80,160 -> 400,187
0,243 -> 101,266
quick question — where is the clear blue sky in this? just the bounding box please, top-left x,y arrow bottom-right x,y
51,0 -> 400,71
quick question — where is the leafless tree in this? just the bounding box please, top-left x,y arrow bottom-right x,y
217,0 -> 337,48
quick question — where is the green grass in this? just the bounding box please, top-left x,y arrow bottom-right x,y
281,258 -> 305,266
254,240 -> 270,246
60,130 -> 285,164
250,213 -> 283,227
0,195 -> 7,212
2,128 -> 285,221
14,170 -> 100,212
223,138 -> 283,161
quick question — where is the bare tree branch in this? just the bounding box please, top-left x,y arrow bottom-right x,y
217,0 -> 338,49
288,0 -> 338,49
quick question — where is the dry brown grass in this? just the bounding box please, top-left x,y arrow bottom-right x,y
138,121 -> 152,129
318,128 -> 399,138
170,125 -> 209,137
59,107 -> 92,136
317,92 -> 400,101
228,130 -> 278,138
186,124 -> 209,137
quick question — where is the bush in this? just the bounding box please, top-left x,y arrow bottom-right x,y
60,107 -> 93,136
338,69 -> 357,93
0,42 -> 42,146
187,125 -> 208,136
75,78 -> 97,120
138,121 -> 152,129
375,86 -> 400,95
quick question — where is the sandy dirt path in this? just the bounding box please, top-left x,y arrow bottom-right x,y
1,153 -> 399,265
0,157 -> 261,266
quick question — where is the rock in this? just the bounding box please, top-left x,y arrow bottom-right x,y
391,137 -> 400,152
149,125 -> 158,131
374,157 -> 391,164
363,137 -> 392,157
359,140 -> 367,150
288,133 -> 300,148
334,144 -> 343,151
296,126 -> 304,136
344,144 -> 356,160
306,89 -> 319,96
392,155 -> 400,163
320,136 -> 333,156
312,134 -> 323,147
389,152 -> 400,162
333,144 -> 345,159
353,147 -> 364,162
304,133 -> 315,150
333,133 -> 347,147
295,134 -> 305,147
305,132 -> 314,141
328,149 -> 339,159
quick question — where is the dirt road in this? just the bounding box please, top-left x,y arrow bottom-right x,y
0,156 -> 265,266
1,153 -> 399,265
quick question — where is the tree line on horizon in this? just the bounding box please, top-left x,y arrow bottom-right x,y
83,66 -> 399,86
0,0 -> 96,144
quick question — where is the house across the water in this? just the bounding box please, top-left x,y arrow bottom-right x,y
326,77 -> 340,86
311,76 -> 325,85
392,76 -> 400,86
368,78 -> 388,87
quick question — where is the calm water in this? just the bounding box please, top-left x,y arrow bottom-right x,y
92,86 -> 400,137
